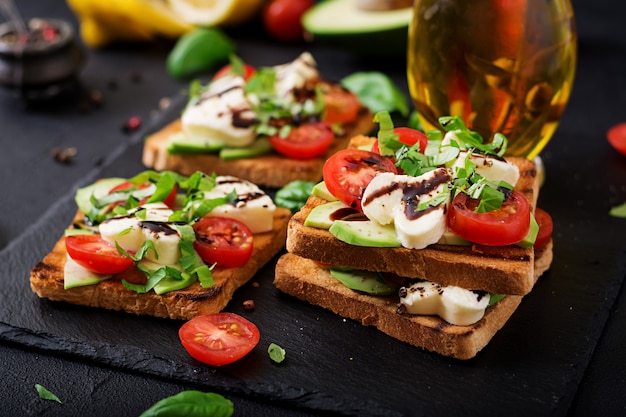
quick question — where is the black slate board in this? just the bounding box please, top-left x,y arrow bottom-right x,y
2,44 -> 626,417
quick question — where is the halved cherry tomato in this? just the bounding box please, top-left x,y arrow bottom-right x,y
268,122 -> 334,159
179,313 -> 260,366
193,217 -> 254,268
322,86 -> 361,125
447,190 -> 531,246
108,181 -> 178,210
263,0 -> 314,43
323,149 -> 398,212
65,234 -> 134,274
533,207 -> 554,249
213,63 -> 256,81
607,122 -> 626,156
371,127 -> 428,154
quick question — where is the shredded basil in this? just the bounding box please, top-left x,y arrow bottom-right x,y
610,202 -> 626,218
268,343 -> 286,363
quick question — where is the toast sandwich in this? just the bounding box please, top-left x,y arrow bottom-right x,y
30,171 -> 291,320
142,52 -> 375,188
274,131 -> 554,359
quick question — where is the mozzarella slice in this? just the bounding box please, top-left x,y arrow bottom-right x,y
273,52 -> 319,100
450,151 -> 520,187
362,168 -> 451,249
99,203 -> 181,265
182,74 -> 257,147
202,176 -> 276,233
399,280 -> 490,326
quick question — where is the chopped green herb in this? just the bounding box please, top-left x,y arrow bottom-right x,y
275,180 -> 315,213
35,384 -> 62,404
268,343 -> 286,363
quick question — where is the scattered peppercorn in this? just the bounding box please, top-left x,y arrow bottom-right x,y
122,116 -> 142,133
243,300 -> 255,310
51,146 -> 77,164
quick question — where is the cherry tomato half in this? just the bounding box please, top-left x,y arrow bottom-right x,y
447,190 -> 531,246
213,63 -> 256,81
371,127 -> 428,154
263,0 -> 314,43
322,85 -> 361,125
607,122 -> 626,156
65,234 -> 134,275
323,149 -> 398,212
268,122 -> 334,159
533,207 -> 554,249
193,217 -> 254,268
179,313 -> 260,366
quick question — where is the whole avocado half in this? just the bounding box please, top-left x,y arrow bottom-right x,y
302,0 -> 413,57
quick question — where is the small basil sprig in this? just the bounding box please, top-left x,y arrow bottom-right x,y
139,391 -> 233,417
341,71 -> 409,116
35,384 -> 62,404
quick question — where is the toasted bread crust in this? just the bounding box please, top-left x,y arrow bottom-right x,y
286,155 -> 540,295
30,208 -> 291,320
142,107 -> 375,188
274,240 -> 552,360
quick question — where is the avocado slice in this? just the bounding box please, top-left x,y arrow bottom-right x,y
302,0 -> 413,57
305,200 -> 359,229
311,181 -> 338,201
330,268 -> 400,295
329,219 -> 400,247
516,212 -> 540,248
219,137 -> 272,160
167,132 -> 224,155
74,177 -> 126,216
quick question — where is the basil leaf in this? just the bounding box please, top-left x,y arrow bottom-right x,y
147,172 -> 177,205
275,180 -> 315,213
139,391 -> 233,417
341,72 -> 409,116
268,343 -> 286,363
35,384 -> 62,404
489,293 -> 506,306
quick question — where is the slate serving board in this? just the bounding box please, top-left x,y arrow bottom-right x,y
2,55 -> 626,417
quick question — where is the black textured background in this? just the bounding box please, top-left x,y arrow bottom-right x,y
1,1 -> 625,416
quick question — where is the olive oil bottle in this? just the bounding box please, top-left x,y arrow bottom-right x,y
407,0 -> 577,158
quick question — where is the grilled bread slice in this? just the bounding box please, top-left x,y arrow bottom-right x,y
30,208 -> 291,320
285,154 -> 540,296
142,108 -> 375,188
274,240 -> 552,360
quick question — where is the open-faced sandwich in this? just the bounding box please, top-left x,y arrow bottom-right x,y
142,52 -> 376,188
30,170 -> 291,320
274,112 -> 554,359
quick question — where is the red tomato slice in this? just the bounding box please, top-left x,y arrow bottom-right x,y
323,149 -> 398,212
322,87 -> 361,125
263,0 -> 314,43
447,190 -> 531,246
607,123 -> 626,156
179,313 -> 260,366
213,63 -> 256,81
193,217 -> 254,268
372,127 -> 428,154
108,181 -> 178,210
65,234 -> 134,274
533,207 -> 554,249
268,122 -> 334,159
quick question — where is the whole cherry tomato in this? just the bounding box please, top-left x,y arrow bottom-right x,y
263,0 -> 314,43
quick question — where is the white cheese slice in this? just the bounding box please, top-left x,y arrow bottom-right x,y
273,52 -> 319,100
399,280 -> 490,326
451,150 -> 520,187
182,74 -> 256,147
362,168 -> 451,249
201,176 -> 276,233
